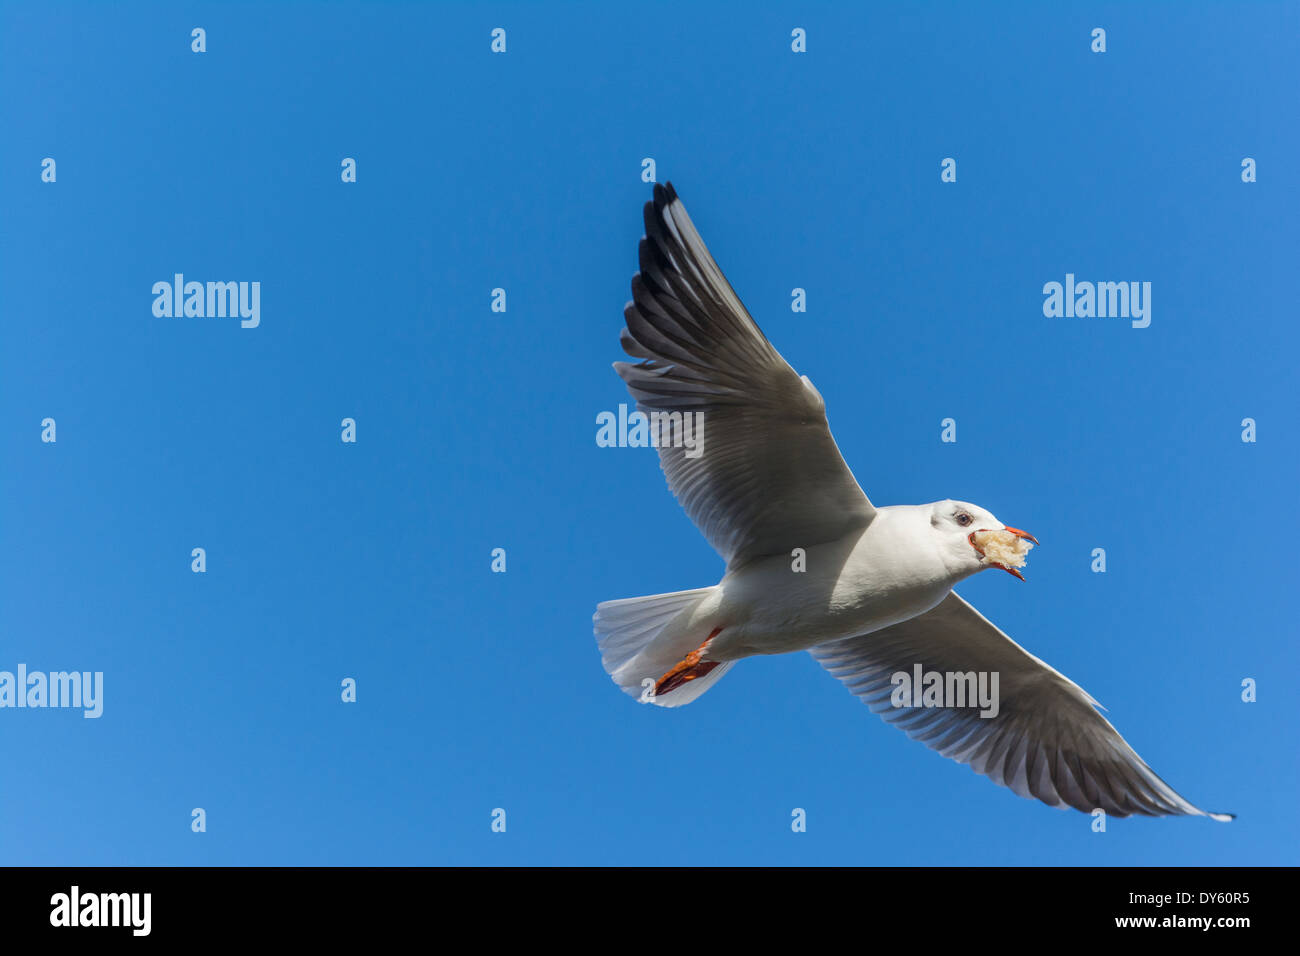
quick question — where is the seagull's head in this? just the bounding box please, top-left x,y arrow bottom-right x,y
930,500 -> 1038,581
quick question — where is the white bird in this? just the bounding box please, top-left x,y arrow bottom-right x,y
594,182 -> 1232,822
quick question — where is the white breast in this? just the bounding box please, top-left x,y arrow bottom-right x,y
708,507 -> 958,659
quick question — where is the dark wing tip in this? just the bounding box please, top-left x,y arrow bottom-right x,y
652,181 -> 680,214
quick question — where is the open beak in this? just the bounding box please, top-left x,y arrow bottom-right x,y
967,526 -> 1039,581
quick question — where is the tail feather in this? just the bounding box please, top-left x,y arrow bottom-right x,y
594,587 -> 734,707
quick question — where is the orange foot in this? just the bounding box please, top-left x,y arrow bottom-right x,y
654,627 -> 723,698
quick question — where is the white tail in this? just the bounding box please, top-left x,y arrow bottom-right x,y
594,587 -> 735,707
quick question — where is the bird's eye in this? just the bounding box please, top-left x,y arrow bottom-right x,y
956,513 -> 972,526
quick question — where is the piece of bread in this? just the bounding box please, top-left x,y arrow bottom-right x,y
972,529 -> 1034,569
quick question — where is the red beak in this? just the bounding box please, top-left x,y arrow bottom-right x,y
1002,526 -> 1039,545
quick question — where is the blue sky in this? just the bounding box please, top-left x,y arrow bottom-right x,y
2,1 -> 1295,865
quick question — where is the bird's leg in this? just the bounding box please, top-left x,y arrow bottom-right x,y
654,627 -> 723,698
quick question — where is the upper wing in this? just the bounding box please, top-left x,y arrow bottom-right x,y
615,183 -> 874,569
810,592 -> 1232,820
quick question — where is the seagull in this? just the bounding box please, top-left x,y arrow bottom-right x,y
594,182 -> 1232,822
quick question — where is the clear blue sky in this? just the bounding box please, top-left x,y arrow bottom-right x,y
2,1 -> 1295,865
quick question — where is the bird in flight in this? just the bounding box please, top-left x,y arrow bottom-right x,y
594,182 -> 1231,822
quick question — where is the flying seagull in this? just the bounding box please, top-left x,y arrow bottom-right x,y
594,182 -> 1232,822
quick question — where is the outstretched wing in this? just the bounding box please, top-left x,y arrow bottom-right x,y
810,592 -> 1232,820
615,183 -> 874,569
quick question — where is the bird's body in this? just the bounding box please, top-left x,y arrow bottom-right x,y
594,181 -> 1231,822
653,507 -> 962,664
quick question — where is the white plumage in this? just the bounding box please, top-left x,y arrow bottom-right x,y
594,182 -> 1231,822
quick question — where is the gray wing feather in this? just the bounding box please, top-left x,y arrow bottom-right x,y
616,183 -> 874,569
810,592 -> 1233,820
